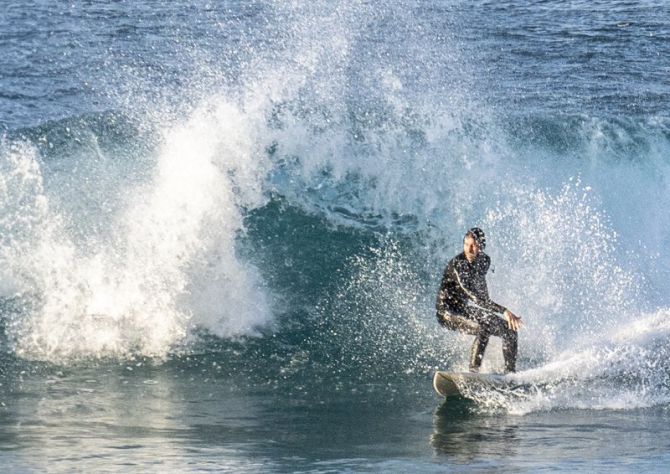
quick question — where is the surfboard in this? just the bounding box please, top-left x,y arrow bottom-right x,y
432,371 -> 509,398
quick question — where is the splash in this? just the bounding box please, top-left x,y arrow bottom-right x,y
0,99 -> 272,361
476,308 -> 670,415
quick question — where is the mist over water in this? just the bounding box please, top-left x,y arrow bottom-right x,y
0,0 -> 669,421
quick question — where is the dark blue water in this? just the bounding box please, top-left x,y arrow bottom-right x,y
1,0 -> 670,471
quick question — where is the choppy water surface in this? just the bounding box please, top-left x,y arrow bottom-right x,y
1,0 -> 670,471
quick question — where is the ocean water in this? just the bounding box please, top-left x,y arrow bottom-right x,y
1,0 -> 670,471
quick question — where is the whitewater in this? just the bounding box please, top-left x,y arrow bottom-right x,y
1,0 -> 670,471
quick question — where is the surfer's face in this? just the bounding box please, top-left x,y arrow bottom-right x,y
463,235 -> 480,262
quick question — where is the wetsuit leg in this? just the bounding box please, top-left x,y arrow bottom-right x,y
469,329 -> 490,372
467,308 -> 518,373
436,310 -> 479,335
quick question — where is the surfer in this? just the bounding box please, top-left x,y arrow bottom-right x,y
435,228 -> 522,373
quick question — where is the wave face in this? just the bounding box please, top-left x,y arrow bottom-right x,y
1,0 -> 669,411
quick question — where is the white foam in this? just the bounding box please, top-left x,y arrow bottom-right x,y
484,309 -> 670,414
0,99 -> 273,361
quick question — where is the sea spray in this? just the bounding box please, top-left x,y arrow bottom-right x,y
0,99 -> 273,361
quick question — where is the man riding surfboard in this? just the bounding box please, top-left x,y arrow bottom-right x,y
435,228 -> 522,373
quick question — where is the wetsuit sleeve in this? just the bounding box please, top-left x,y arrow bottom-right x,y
476,276 -> 506,314
452,260 -> 506,314
435,266 -> 449,312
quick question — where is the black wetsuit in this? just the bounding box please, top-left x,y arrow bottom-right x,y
435,252 -> 517,373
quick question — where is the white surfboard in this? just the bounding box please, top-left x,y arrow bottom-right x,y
432,371 -> 509,398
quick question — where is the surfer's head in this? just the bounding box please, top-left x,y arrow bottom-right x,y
463,227 -> 485,262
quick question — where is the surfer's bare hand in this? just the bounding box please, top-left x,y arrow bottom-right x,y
504,309 -> 522,331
